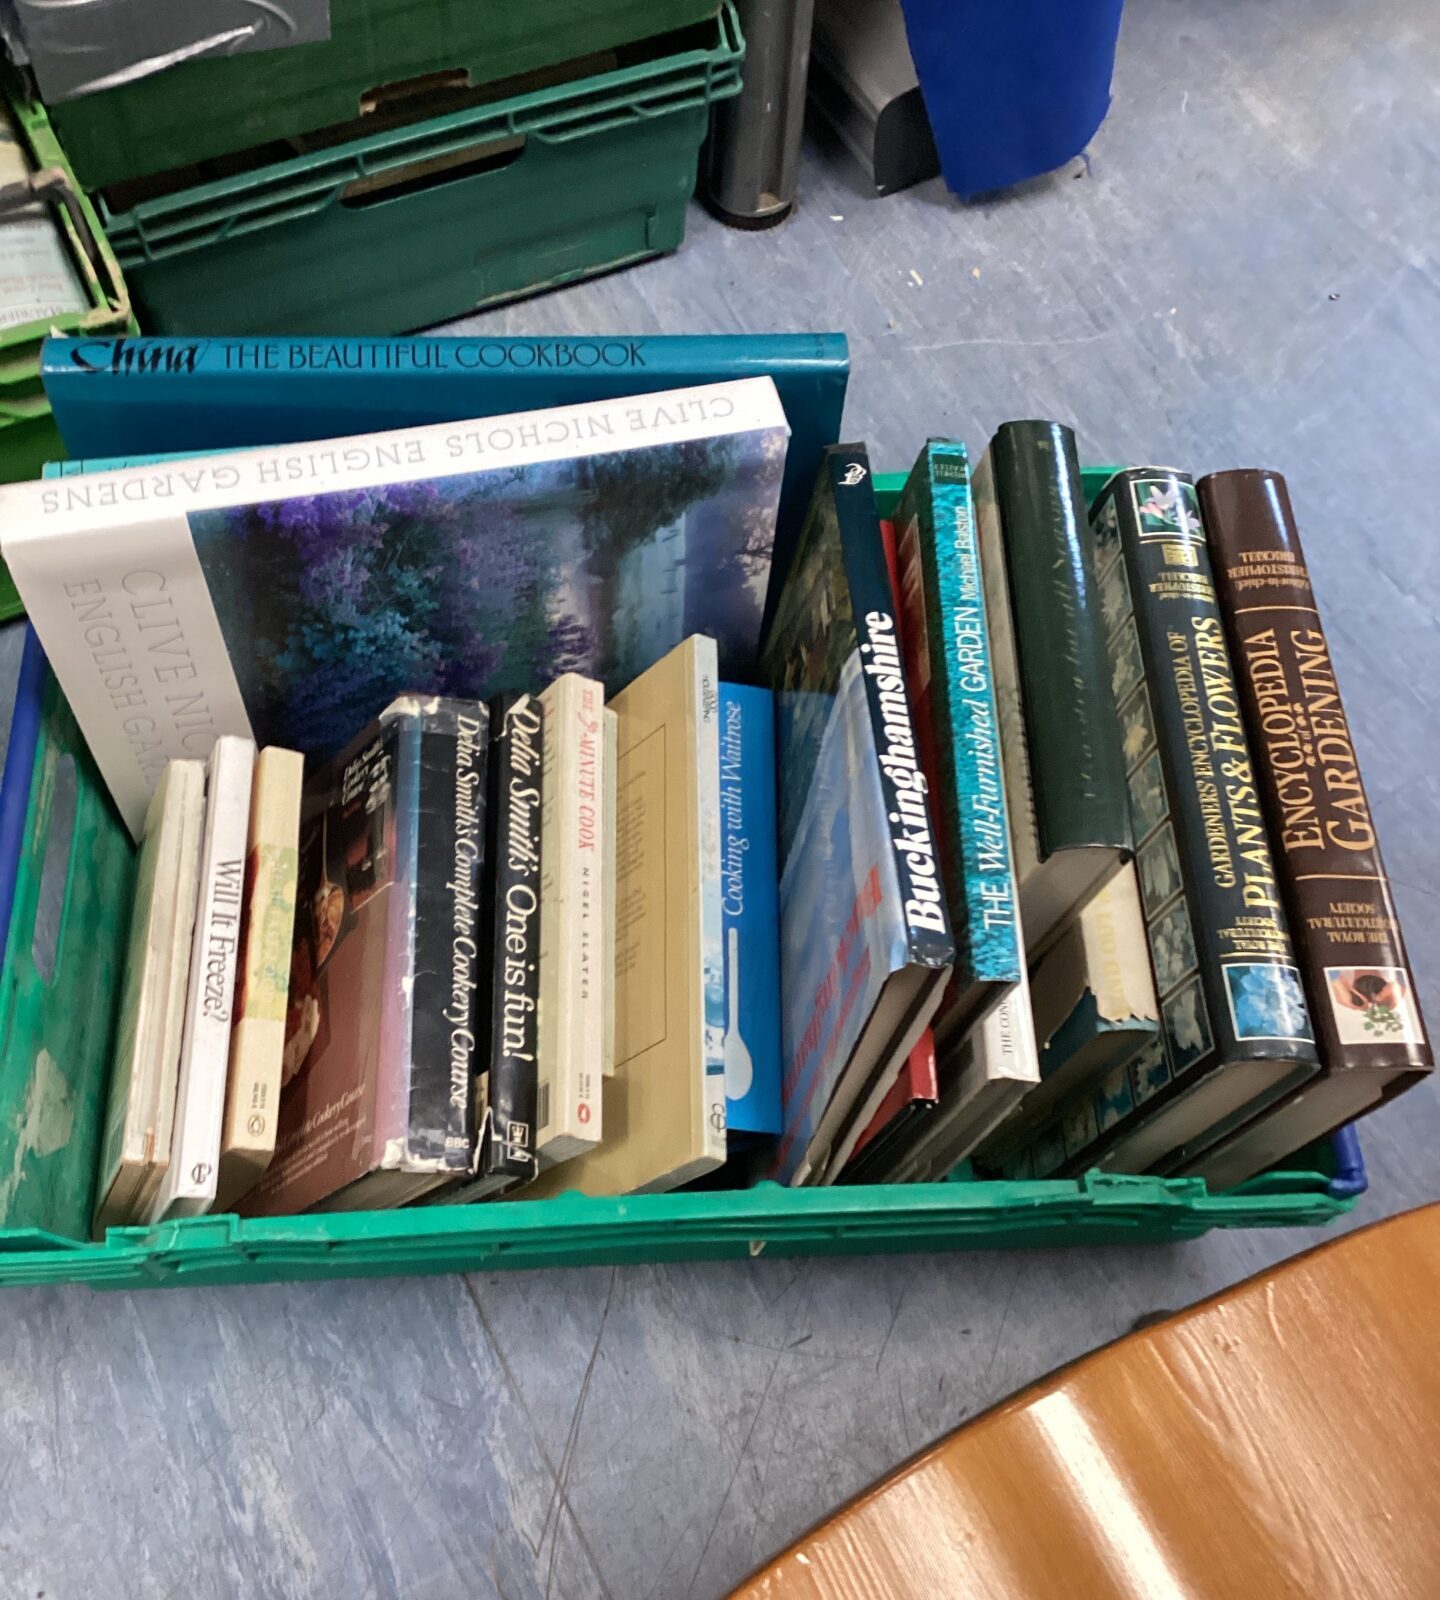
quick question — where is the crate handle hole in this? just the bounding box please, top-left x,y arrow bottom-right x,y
359,68 -> 474,118
339,137 -> 528,209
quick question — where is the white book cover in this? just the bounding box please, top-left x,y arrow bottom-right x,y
535,674 -> 605,1165
0,378 -> 789,838
147,736 -> 256,1222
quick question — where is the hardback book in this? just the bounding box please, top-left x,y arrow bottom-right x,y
0,378 -> 789,837
39,331 -> 844,581
871,982 -> 1040,1184
147,736 -> 256,1222
601,706 -> 618,1078
1084,467 -> 1319,1174
836,1029 -> 939,1185
977,866 -> 1160,1170
440,693 -> 545,1203
92,759 -> 206,1234
213,746 -> 304,1212
1184,469 -> 1433,1188
762,445 -> 955,1187
973,421 -> 1131,954
534,674 -> 605,1167
892,440 -> 1023,1042
718,682 -> 783,1141
525,636 -> 726,1197
244,695 -> 487,1215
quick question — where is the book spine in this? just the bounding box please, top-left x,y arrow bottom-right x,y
151,736 -> 256,1219
1201,468 -> 1432,1076
896,442 -> 1017,995
406,699 -> 487,1172
601,708 -> 618,1078
476,695 -> 544,1188
697,652 -> 727,1168
1085,468 -> 1317,1154
992,422 -> 1131,858
831,445 -> 955,970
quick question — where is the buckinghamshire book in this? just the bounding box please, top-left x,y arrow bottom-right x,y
973,421 -> 1131,953
0,378 -> 789,837
39,332 -> 842,579
440,693 -> 544,1203
1186,468 -> 1433,1188
244,696 -> 487,1215
762,446 -> 955,1187
718,683 -> 783,1141
92,759 -> 205,1234
1085,468 -> 1319,1174
214,746 -> 303,1212
978,866 -> 1159,1171
148,735 -> 256,1222
525,636 -> 725,1197
892,440 -> 1022,1041
534,674 -> 605,1166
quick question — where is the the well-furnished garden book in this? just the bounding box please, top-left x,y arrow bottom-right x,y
762,445 -> 955,1187
39,331 -> 843,580
534,674 -> 605,1167
978,866 -> 1160,1172
1183,469 -> 1433,1189
92,759 -> 205,1235
718,682 -> 783,1142
439,693 -> 545,1203
525,636 -> 725,1198
1084,467 -> 1319,1175
0,377 -> 788,838
891,440 -> 1022,1043
972,421 -> 1131,955
244,695 -> 487,1215
214,746 -> 304,1212
148,735 -> 256,1222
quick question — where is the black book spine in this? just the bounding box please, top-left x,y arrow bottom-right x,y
829,443 -> 955,971
406,699 -> 488,1171
476,693 -> 544,1187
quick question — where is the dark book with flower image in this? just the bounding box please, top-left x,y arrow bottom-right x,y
1182,469 -> 1432,1189
1082,468 -> 1319,1177
0,379 -> 789,838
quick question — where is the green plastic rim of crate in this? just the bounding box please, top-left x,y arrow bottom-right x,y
47,0 -> 731,192
0,461 -> 1356,1294
0,83 -> 136,615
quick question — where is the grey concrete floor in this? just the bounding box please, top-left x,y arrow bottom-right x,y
3,0 -> 1439,1595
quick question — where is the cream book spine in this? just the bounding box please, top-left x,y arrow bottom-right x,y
601,707 -> 618,1078
147,735 -> 256,1222
695,653 -> 727,1169
534,674 -> 605,1165
92,759 -> 206,1235
213,746 -> 303,1213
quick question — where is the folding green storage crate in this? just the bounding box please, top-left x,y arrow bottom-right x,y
0,460 -> 1360,1293
89,12 -> 744,337
42,0 -> 727,192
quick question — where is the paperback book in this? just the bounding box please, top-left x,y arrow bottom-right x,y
525,635 -> 725,1197
245,695 -> 487,1215
92,759 -> 205,1234
892,440 -> 1023,1039
837,1029 -> 939,1185
973,421 -> 1131,954
148,735 -> 256,1222
1187,469 -> 1432,1187
762,445 -> 955,1186
1085,468 -> 1319,1174
0,378 -> 789,836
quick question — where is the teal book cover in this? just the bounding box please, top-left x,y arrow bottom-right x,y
893,440 -> 1022,1032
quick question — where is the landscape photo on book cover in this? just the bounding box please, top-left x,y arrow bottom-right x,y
186,432 -> 785,757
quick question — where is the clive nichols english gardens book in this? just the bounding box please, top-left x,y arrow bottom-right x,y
0,379 -> 789,836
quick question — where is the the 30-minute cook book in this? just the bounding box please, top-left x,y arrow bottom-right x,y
0,378 -> 789,836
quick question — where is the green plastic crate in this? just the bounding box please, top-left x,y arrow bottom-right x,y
0,463 -> 1357,1293
92,12 -> 744,337
44,0 -> 725,192
0,90 -> 135,615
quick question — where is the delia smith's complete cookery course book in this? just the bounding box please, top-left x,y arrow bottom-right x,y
0,379 -> 789,835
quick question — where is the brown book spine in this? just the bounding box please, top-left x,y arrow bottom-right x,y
1200,469 -> 1432,1081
